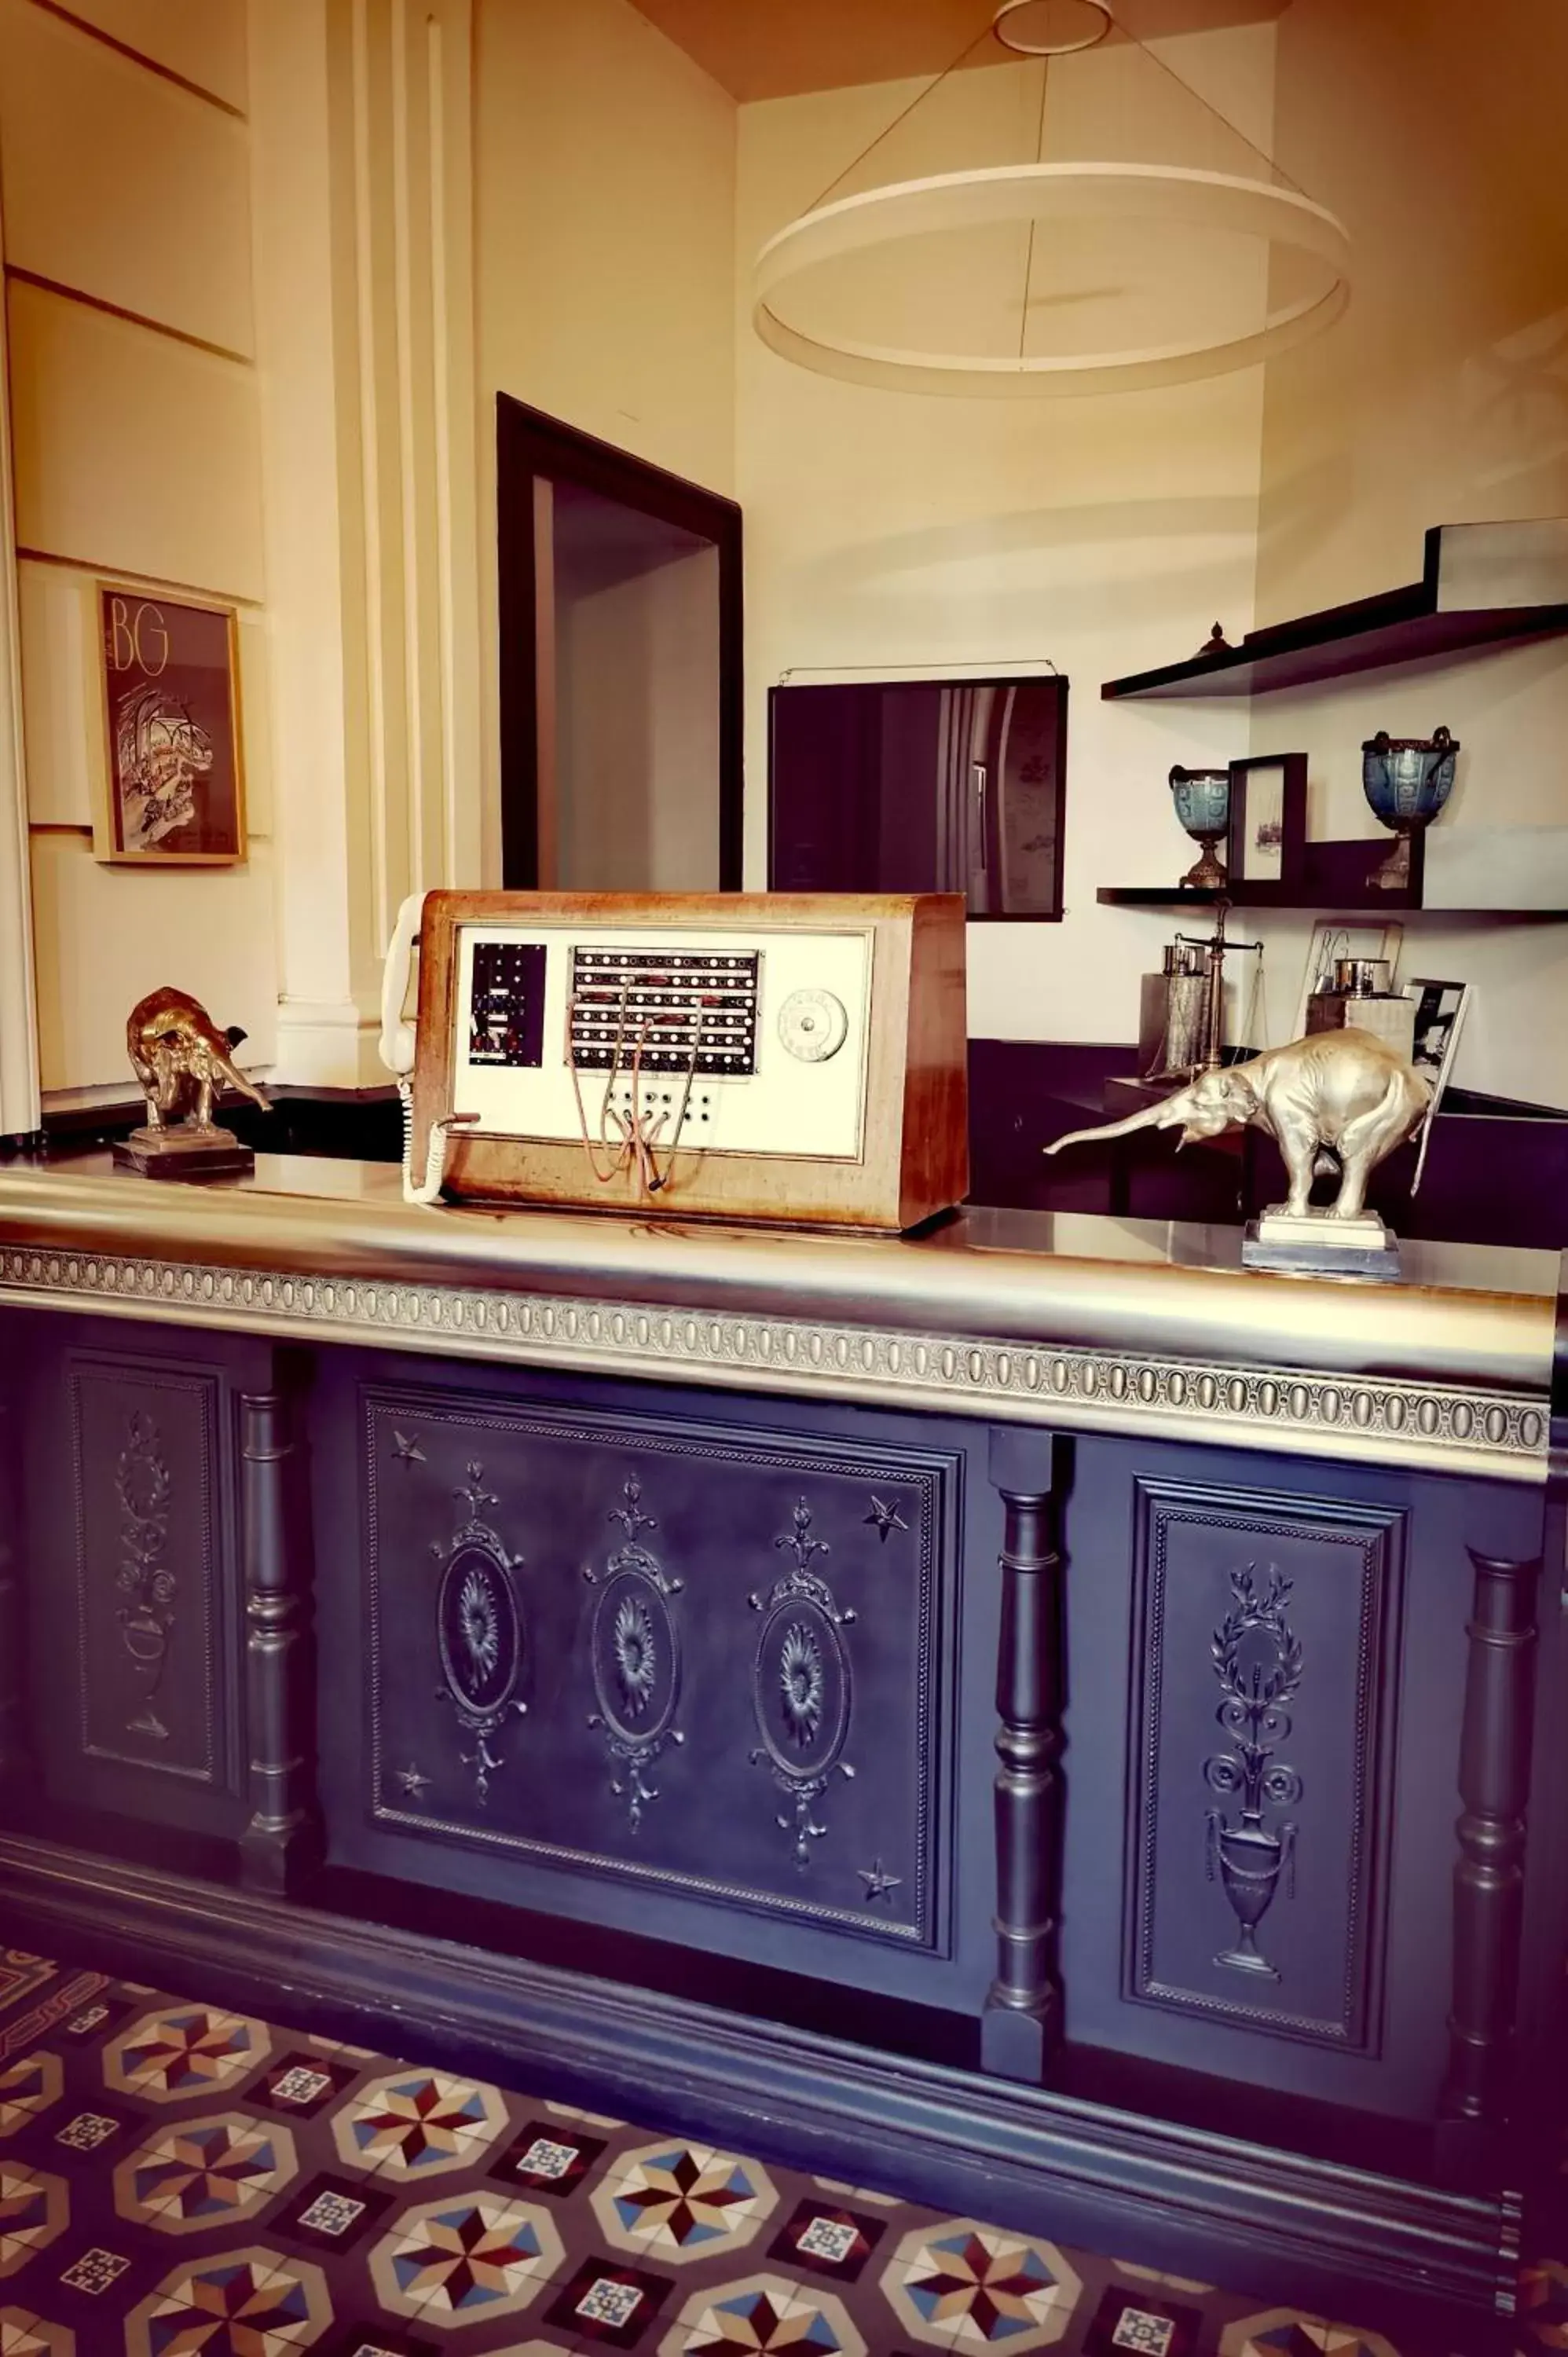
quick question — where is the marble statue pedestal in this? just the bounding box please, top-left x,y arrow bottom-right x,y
1243,1205 -> 1401,1281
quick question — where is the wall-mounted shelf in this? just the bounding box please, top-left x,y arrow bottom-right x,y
1101,519 -> 1568,701
1100,832 -> 1568,917
1097,887 -> 1567,918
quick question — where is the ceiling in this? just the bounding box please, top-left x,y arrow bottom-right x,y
626,0 -> 1288,104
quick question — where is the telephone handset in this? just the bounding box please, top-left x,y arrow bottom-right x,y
378,891 -> 475,1204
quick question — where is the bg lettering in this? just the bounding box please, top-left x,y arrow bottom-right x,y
107,599 -> 170,678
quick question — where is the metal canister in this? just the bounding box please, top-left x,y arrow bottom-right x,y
1140,940 -> 1210,1077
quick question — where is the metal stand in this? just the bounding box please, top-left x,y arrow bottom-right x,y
982,1428 -> 1065,2081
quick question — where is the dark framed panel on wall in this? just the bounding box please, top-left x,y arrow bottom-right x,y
768,674 -> 1068,919
496,394 -> 744,891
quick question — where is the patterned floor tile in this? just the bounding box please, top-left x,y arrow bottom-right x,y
0,1968 -> 56,2026
1081,2281 -> 1204,2357
593,2139 -> 779,2268
1,1941 -> 1555,2357
765,2196 -> 888,2286
123,2242 -> 334,2355
114,2111 -> 299,2234
543,2253 -> 679,2348
1218,2315 -> 1394,2357
0,2062 -> 60,2145
104,2003 -> 273,2106
658,2267 -> 866,2355
881,2218 -> 1083,2352
333,2066 -> 511,2183
0,2164 -> 69,2281
0,2308 -> 74,2355
368,2187 -> 565,2329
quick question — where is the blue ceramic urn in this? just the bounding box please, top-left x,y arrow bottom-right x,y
1169,766 -> 1231,890
1361,726 -> 1458,892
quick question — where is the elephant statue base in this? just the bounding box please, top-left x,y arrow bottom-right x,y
115,985 -> 269,1182
1243,1203 -> 1401,1281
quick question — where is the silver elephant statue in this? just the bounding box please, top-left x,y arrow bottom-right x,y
1046,1027 -> 1431,1221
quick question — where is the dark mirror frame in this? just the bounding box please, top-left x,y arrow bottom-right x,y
495,393 -> 745,890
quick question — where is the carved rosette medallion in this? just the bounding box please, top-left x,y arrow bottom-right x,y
1203,1563 -> 1304,1979
584,1476 -> 685,1831
115,1411 -> 176,1740
749,1500 -> 856,1867
431,1461 -> 526,1805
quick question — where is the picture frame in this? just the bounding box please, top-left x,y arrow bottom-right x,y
93,582 -> 246,865
1291,918 -> 1404,1039
1406,976 -> 1469,1192
1226,751 -> 1306,893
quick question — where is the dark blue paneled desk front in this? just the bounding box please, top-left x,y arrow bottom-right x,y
0,1157 -> 1560,2348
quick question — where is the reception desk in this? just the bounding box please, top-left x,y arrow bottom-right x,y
0,1156 -> 1562,2348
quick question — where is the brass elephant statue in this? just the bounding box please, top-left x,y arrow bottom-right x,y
1046,1027 -> 1431,1222
127,986 -> 269,1135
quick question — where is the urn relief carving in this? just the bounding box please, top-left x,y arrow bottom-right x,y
115,1412 -> 177,1740
1203,1563 -> 1303,1978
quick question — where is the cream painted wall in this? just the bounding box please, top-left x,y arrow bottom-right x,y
1245,0 -> 1568,1106
736,28 -> 1278,1047
0,0 -> 277,1094
472,0 -> 736,880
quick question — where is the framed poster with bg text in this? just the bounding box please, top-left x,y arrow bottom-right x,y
93,585 -> 245,866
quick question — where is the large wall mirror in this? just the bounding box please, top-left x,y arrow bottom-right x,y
496,396 -> 743,890
768,676 -> 1067,918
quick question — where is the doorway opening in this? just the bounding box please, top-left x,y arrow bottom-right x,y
496,397 -> 743,891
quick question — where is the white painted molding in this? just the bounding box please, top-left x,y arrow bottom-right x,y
0,163 -> 42,1136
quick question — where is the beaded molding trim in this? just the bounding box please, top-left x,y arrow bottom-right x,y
0,1244 -> 1548,1483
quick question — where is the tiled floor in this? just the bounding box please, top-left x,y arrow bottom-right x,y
0,1941 -> 1544,2356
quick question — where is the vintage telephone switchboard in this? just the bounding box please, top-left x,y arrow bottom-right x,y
386,892 -> 968,1230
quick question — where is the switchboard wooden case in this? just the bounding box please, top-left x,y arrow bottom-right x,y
408,890 -> 969,1230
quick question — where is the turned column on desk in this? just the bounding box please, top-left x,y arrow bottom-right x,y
240,1373 -> 323,1891
983,1427 -> 1067,2082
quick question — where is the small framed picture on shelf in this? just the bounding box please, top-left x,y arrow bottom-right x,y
1225,752 -> 1306,893
1407,977 -> 1469,1094
1407,976 -> 1469,1192
93,582 -> 246,865
1291,918 -> 1404,1038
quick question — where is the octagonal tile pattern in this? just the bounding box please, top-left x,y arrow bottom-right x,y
1,1938 -> 1540,2357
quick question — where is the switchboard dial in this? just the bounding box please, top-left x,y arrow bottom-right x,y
778,988 -> 848,1064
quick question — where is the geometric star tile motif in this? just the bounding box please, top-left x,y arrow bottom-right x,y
113,2113 -> 299,2235
367,2189 -> 563,2327
123,2244 -> 333,2357
768,2199 -> 885,2282
1218,2318 -> 1401,2357
103,2007 -> 271,2106
658,2269 -> 866,2356
1521,2261 -> 1568,2352
0,2058 -> 61,2143
592,2141 -> 778,2267
0,2309 -> 74,2355
882,2219 -> 1084,2352
332,2069 -> 508,2181
0,2164 -> 69,2279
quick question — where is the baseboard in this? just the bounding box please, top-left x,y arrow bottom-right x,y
0,1831 -> 1518,2346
